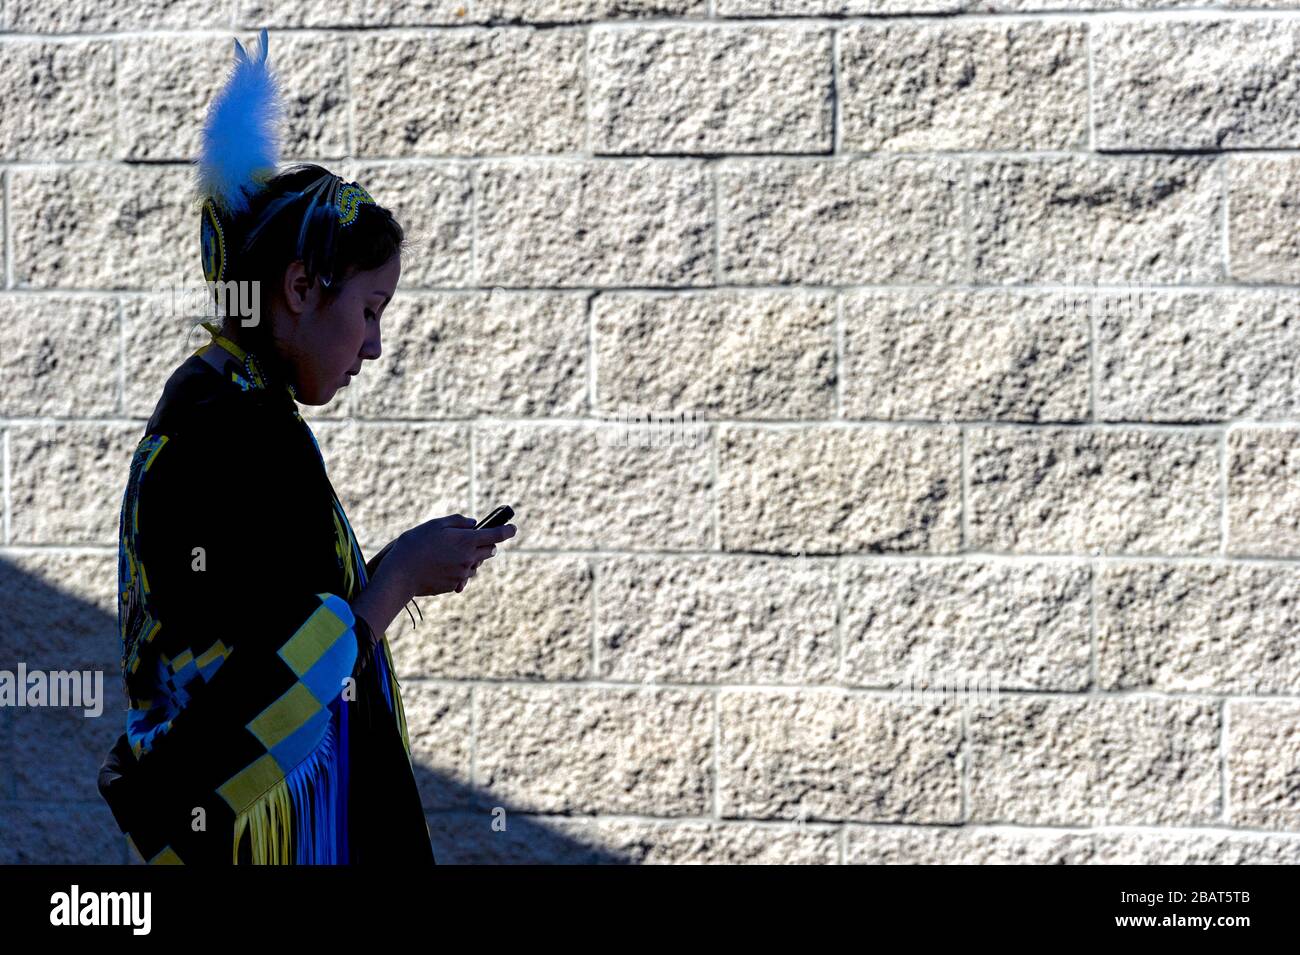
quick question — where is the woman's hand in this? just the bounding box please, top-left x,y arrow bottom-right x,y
351,513 -> 516,642
458,556 -> 483,593
365,539 -> 397,582
385,513 -> 516,599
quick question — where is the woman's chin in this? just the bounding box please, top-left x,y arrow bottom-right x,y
296,385 -> 340,406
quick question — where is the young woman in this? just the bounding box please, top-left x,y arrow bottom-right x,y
96,30 -> 515,864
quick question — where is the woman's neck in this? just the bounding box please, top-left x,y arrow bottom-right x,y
212,319 -> 294,392
216,319 -> 256,354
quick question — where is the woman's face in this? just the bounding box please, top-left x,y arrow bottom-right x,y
282,253 -> 400,405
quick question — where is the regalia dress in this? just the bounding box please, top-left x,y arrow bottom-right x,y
97,322 -> 436,865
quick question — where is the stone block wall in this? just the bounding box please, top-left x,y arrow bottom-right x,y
2,1 -> 1299,863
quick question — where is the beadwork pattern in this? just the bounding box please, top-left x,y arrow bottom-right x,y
200,198 -> 227,284
336,181 -> 375,227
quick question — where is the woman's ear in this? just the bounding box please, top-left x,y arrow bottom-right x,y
280,260 -> 317,317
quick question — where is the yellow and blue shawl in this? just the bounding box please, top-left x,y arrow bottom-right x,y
99,323 -> 428,864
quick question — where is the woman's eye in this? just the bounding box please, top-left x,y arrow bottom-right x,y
364,309 -> 376,321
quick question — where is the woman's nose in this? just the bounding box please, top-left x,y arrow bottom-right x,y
361,327 -> 381,362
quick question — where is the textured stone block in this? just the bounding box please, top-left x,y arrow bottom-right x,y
400,681 -> 473,811
1,429 -> 7,543
475,422 -> 713,550
594,290 -> 836,419
476,685 -> 713,814
0,552 -> 119,672
0,707 -> 9,798
739,0 -> 1197,10
1227,428 -> 1300,556
719,690 -> 963,822
346,291 -> 587,418
6,0 -> 223,31
841,559 -> 1091,691
846,826 -> 1300,863
718,158 -> 965,284
0,295 -> 119,417
967,696 -> 1221,825
119,33 -> 349,162
1096,289 -> 1300,421
1095,20 -> 1300,149
596,555 -> 838,684
333,161 -> 475,289
569,820 -> 840,864
426,811 -> 628,864
718,0 -> 962,11
1229,158 -> 1300,283
312,422 -> 471,552
842,289 -> 1089,422
717,425 -> 962,554
0,803 -> 126,864
840,22 -> 1087,151
121,296 -> 239,421
969,157 -> 1221,284
8,424 -> 142,545
847,826 -> 1094,864
13,678 -> 127,801
386,554 -> 592,680
1084,831 -> 1300,864
590,25 -> 832,154
10,166 -> 193,290
426,813 -> 837,864
987,0 -> 1204,8
0,41 -> 116,160
350,31 -> 584,157
1099,563 -> 1300,694
1227,701 -> 1300,830
239,0 -> 707,26
476,159 -> 714,287
967,427 -> 1220,555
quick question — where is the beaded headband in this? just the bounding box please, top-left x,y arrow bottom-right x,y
196,29 -> 378,286
231,173 -> 377,287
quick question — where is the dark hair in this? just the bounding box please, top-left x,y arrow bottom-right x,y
211,163 -> 404,382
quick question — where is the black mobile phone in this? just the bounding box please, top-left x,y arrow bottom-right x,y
474,505 -> 514,530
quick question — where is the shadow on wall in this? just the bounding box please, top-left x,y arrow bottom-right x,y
0,557 -> 626,865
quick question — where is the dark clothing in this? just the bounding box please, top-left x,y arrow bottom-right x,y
97,326 -> 434,865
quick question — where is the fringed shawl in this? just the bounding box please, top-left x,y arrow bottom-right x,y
98,323 -> 423,864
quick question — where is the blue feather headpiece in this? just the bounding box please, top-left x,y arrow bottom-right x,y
196,28 -> 377,287
196,28 -> 281,218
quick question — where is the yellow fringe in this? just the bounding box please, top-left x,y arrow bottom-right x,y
226,641 -> 411,863
333,508 -> 357,599
231,775 -> 294,864
380,635 -> 412,759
